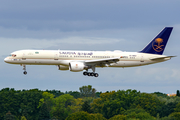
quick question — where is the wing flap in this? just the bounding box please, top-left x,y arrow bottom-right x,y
85,57 -> 120,66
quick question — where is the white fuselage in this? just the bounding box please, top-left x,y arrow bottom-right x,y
4,49 -> 170,68
3,27 -> 174,76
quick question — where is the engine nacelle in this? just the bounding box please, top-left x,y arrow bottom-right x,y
69,62 -> 85,72
58,65 -> 69,71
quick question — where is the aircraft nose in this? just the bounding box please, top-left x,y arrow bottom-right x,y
4,57 -> 9,63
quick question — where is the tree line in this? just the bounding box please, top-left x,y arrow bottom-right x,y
1,86 -> 180,120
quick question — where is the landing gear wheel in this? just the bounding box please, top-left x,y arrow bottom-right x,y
94,73 -> 99,77
87,72 -> 91,76
90,72 -> 94,76
83,72 -> 88,76
23,71 -> 27,75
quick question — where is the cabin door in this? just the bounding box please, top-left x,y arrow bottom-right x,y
22,53 -> 26,60
54,52 -> 58,60
140,55 -> 144,62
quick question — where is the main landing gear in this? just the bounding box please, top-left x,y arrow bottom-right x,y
83,66 -> 99,77
83,71 -> 99,77
22,65 -> 27,75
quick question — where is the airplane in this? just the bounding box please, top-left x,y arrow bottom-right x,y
4,27 -> 175,77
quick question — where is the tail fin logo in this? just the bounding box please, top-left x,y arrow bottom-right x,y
152,38 -> 164,52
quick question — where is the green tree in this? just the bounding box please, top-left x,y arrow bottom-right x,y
81,101 -> 92,113
176,90 -> 180,97
0,88 -> 20,119
109,115 -> 127,120
38,103 -> 50,120
158,102 -> 177,118
153,92 -> 168,98
4,111 -> 16,120
160,116 -> 174,120
157,113 -> 160,120
90,113 -> 106,120
38,92 -> 55,113
174,102 -> 180,112
91,89 -> 140,119
67,91 -> 81,98
79,85 -> 96,97
135,112 -> 155,120
169,112 -> 180,120
65,111 -> 92,120
124,108 -> 155,120
21,108 -> 28,120
153,93 -> 180,118
51,94 -> 74,120
68,98 -> 84,113
95,92 -> 102,98
45,89 -> 64,97
134,93 -> 162,117
19,89 -> 43,120
21,116 -> 27,120
82,97 -> 95,104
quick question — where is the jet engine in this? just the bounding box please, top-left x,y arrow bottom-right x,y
58,65 -> 69,70
69,62 -> 85,72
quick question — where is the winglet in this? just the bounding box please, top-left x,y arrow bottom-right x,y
140,27 -> 173,55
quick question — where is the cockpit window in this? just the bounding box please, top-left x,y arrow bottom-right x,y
12,54 -> 16,57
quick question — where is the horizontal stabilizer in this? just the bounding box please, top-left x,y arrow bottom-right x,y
150,56 -> 176,61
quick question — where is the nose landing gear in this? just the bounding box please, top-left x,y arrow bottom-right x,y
23,71 -> 27,75
22,65 -> 27,75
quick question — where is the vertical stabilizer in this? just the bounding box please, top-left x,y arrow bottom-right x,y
140,27 -> 173,55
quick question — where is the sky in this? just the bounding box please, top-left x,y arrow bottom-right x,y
0,0 -> 180,94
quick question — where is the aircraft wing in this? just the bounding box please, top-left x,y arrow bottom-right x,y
84,57 -> 120,66
150,56 -> 176,61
